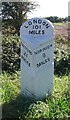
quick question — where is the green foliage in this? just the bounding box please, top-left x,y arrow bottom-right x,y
1,72 -> 70,119
2,34 -> 20,73
46,16 -> 68,23
46,97 -> 69,119
1,20 -> 70,119
54,36 -> 70,76
53,22 -> 68,26
2,34 -> 69,76
68,16 -> 70,22
1,71 -> 20,103
46,16 -> 58,23
2,2 -> 38,35
26,101 -> 49,119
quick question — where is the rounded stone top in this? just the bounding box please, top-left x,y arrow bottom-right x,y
20,18 -> 54,48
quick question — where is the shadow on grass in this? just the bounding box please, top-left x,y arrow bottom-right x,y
1,88 -> 70,120
2,94 -> 37,120
54,56 -> 70,76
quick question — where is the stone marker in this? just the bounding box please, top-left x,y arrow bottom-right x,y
20,18 -> 54,99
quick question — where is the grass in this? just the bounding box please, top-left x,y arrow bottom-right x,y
53,22 -> 70,28
1,28 -> 70,119
53,22 -> 68,26
0,71 -> 70,119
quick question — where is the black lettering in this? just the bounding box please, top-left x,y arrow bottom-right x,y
38,19 -> 42,24
47,46 -> 49,49
47,58 -> 50,61
34,49 -> 42,55
41,61 -> 45,65
46,24 -> 50,28
29,50 -> 32,55
42,53 -> 46,58
37,64 -> 38,67
24,52 -> 28,57
38,30 -> 41,34
29,63 -> 30,67
43,47 -> 47,51
29,30 -> 34,34
33,25 -> 41,29
24,26 -> 28,28
45,59 -> 48,63
42,30 -> 45,34
29,30 -> 44,35
28,21 -> 32,25
21,55 -> 30,67
35,25 -> 39,29
34,44 -> 53,55
34,52 -> 37,55
50,44 -> 52,47
37,62 -> 41,67
36,58 -> 50,68
33,25 -> 34,29
42,21 -> 46,25
39,25 -> 41,29
36,30 -> 41,34
33,19 -> 37,24
21,42 -> 32,55
37,49 -> 42,54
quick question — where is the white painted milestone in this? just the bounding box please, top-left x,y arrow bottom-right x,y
20,18 -> 54,99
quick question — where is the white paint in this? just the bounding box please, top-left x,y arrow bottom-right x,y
20,18 -> 54,99
20,18 -> 54,37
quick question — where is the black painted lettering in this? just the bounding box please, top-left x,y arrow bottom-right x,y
47,58 -> 50,61
50,44 -> 52,47
46,24 -> 50,28
34,51 -> 37,55
42,30 -> 45,34
21,55 -> 30,67
29,63 -> 30,67
32,25 -> 41,29
34,44 -> 53,55
42,21 -> 46,25
29,30 -> 34,34
33,25 -> 34,29
44,59 -> 47,63
41,61 -> 45,65
39,30 -> 41,34
21,42 -> 32,55
28,21 -> 32,25
39,25 -> 41,29
24,52 -> 28,57
37,62 -> 41,67
36,30 -> 41,34
29,50 -> 32,55
37,58 -> 50,68
37,49 -> 42,54
33,19 -> 37,24
35,25 -> 39,29
38,19 -> 42,24
24,26 -> 28,28
42,53 -> 46,58
29,30 -> 44,35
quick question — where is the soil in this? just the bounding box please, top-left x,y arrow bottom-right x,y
54,25 -> 70,40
